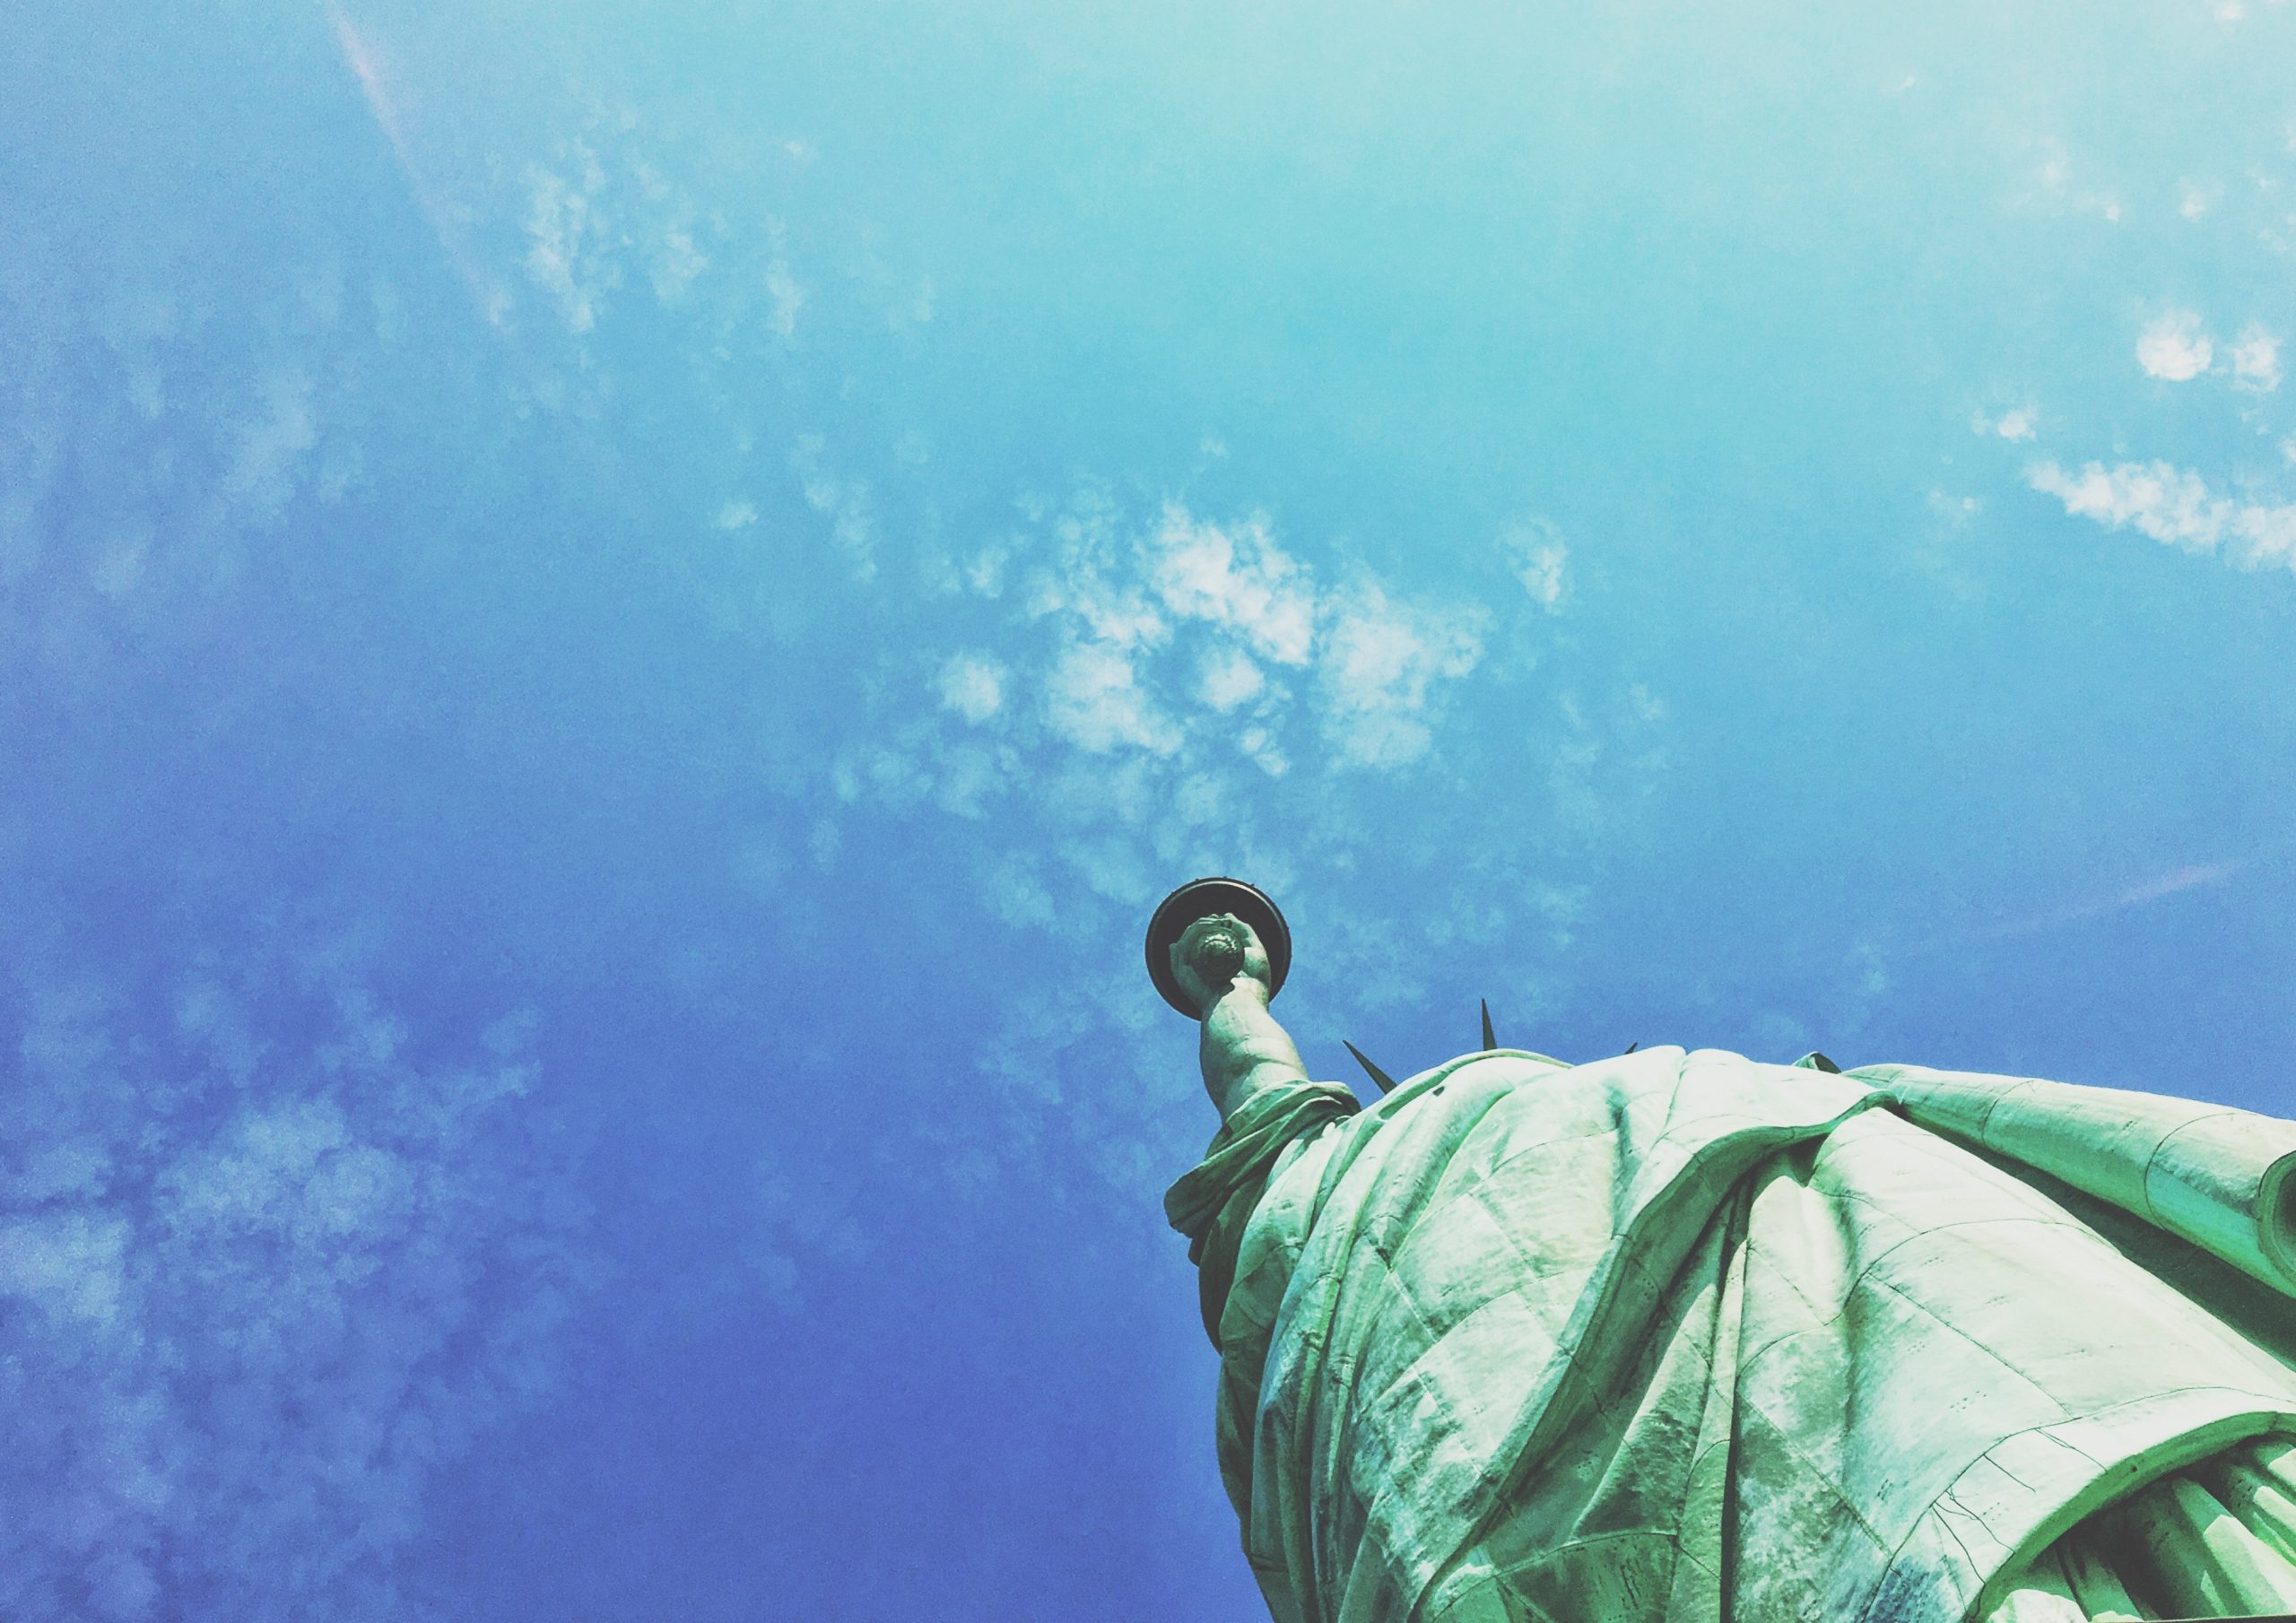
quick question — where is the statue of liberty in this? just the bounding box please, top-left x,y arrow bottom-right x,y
1150,879 -> 2296,1623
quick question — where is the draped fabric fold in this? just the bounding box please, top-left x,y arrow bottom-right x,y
1987,1436 -> 2296,1620
1859,1065 -> 2296,1298
1166,1049 -> 2296,1623
1165,1080 -> 1361,1346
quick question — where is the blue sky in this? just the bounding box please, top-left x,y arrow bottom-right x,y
4,0 -> 2295,1617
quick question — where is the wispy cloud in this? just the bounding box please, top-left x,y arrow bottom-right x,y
1003,498 -> 1496,777
795,488 -> 1636,1149
2028,458 -> 2296,572
789,435 -> 875,578
0,951 -> 590,1619
2231,324 -> 2283,392
1318,578 -> 1486,769
1146,507 -> 1314,665
765,256 -> 805,338
1911,861 -> 2239,955
510,133 -> 788,348
1196,646 -> 1266,711
1045,642 -> 1181,754
2031,141 -> 2124,223
649,218 -> 709,304
222,369 -> 319,525
2136,309 -> 2213,380
1500,518 -> 1570,610
524,153 -> 615,334
936,653 -> 1006,724
1970,406 -> 2037,442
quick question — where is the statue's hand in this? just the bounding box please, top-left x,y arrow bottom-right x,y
1169,912 -> 1272,1017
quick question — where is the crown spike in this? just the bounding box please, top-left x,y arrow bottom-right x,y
1344,1040 -> 1399,1094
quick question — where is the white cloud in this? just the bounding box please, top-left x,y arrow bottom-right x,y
502,126 -> 824,358
1970,406 -> 2037,442
1500,519 -> 1570,610
714,498 -> 758,531
1196,647 -> 1265,711
846,747 -> 931,811
0,1212 -> 130,1327
936,653 -> 1006,723
789,435 -> 874,577
853,493 -> 1600,989
224,370 -> 318,525
917,498 -> 1530,793
1170,771 -> 1226,827
650,220 -> 709,303
1928,489 -> 1983,525
1237,723 -> 1289,776
986,854 -> 1056,929
2231,325 -> 2283,392
765,257 -> 804,337
2030,459 -> 2220,549
1030,499 -> 1498,770
523,154 -> 613,334
2029,458 -> 2296,572
1146,507 -> 1315,664
953,542 -> 1009,597
1061,837 -> 1152,905
2137,310 -> 2213,380
1044,643 -> 1181,754
2031,143 -> 2122,222
1318,581 -> 1485,769
1022,503 -> 1168,650
0,961 -> 588,1621
932,742 -> 1004,817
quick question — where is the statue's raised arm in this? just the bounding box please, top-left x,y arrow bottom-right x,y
1149,877 -> 2296,1623
1169,909 -> 1309,1119
1147,875 -> 1317,1120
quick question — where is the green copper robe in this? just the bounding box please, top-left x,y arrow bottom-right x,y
1165,1047 -> 2296,1623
